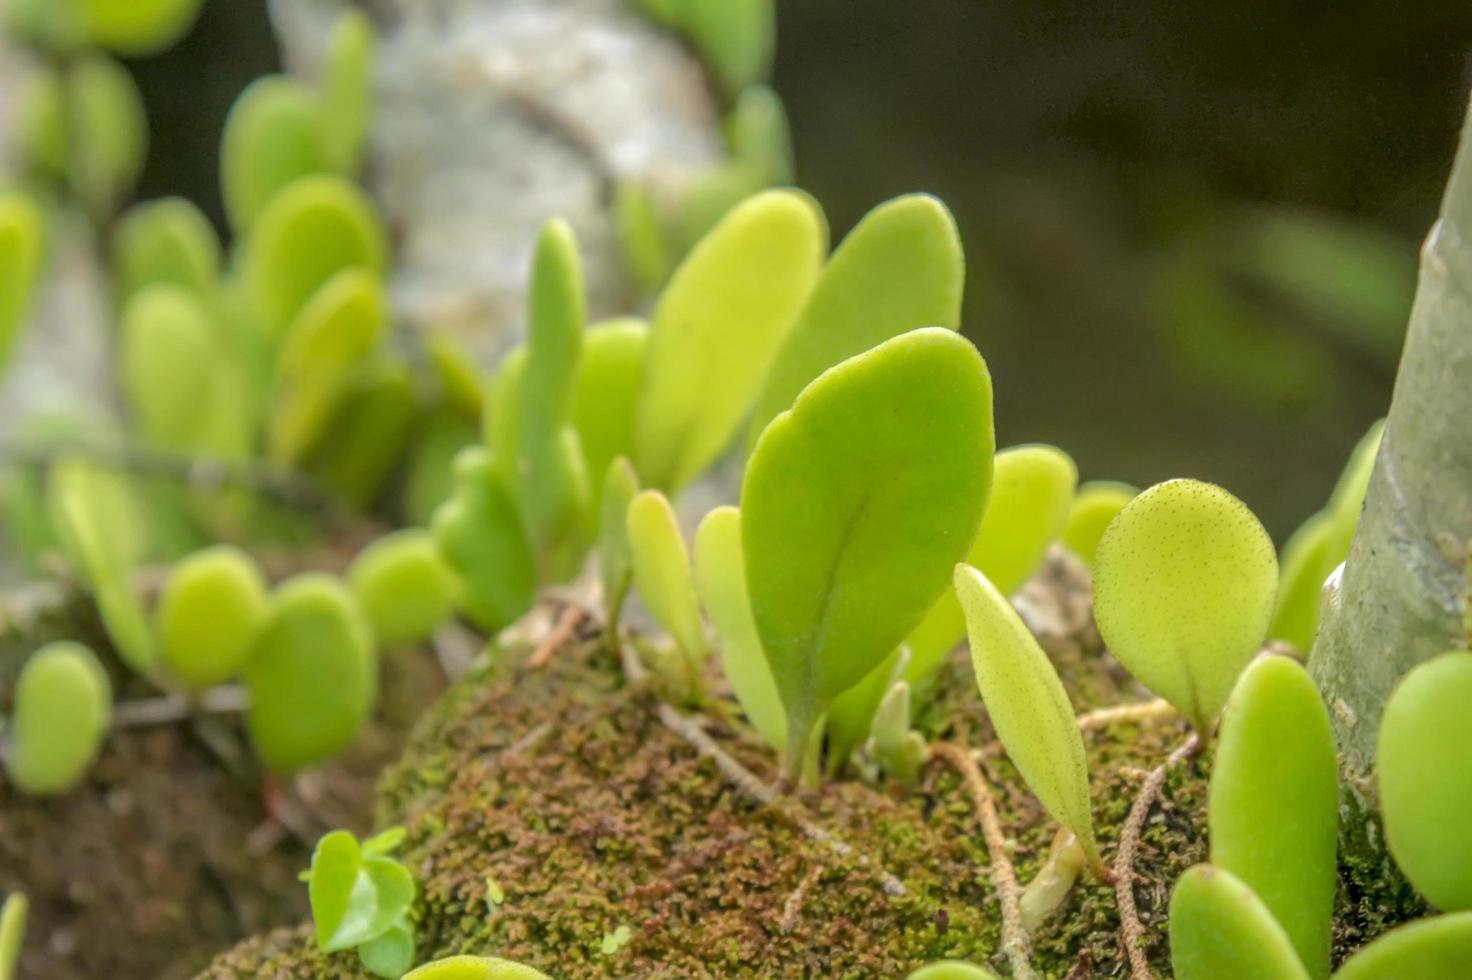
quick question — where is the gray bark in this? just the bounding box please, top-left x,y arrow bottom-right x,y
1309,98 -> 1472,800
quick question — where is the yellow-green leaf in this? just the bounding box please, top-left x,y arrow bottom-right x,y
349,529 -> 459,650
1333,911 -> 1472,980
221,76 -> 327,233
0,892 -> 26,980
1169,865 -> 1309,980
432,447 -> 536,634
305,357 -> 415,509
76,0 -> 202,55
907,963 -> 999,980
598,456 -> 641,630
679,0 -> 775,97
1268,510 -> 1334,653
319,10 -> 375,175
5,642 -> 112,796
112,196 -> 220,303
627,489 -> 707,678
0,191 -> 46,373
1062,480 -> 1136,569
157,545 -> 269,691
66,54 -> 147,215
119,283 -> 217,450
402,956 -> 550,980
614,181 -> 670,295
726,84 -> 793,186
573,318 -> 648,494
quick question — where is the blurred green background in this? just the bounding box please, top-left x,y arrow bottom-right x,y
126,0 -> 1472,537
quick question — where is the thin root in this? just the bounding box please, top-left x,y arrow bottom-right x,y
528,604 -> 588,669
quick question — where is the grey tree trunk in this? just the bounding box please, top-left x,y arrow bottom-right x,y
1310,97 -> 1472,805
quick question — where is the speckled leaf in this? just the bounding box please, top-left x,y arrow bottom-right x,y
742,328 -> 993,772
0,191 -> 45,373
349,529 -> 459,650
1377,651 -> 1472,912
112,196 -> 220,303
694,506 -> 785,751
221,76 -> 326,232
1169,865 -> 1309,980
598,457 -> 641,628
1062,481 -> 1137,569
402,956 -> 550,980
955,564 -> 1099,869
1333,911 -> 1472,980
747,193 -> 963,446
319,10 -> 375,175
157,545 -> 268,691
628,490 -> 707,674
432,447 -> 536,634
1092,479 -> 1278,735
0,892 -> 26,980
1210,655 -> 1338,977
635,189 -> 824,492
573,318 -> 649,496
6,642 -> 112,796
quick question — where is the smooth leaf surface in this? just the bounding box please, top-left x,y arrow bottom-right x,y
358,922 -> 414,979
1377,651 -> 1472,912
743,328 -> 993,768
680,0 -> 775,96
432,448 -> 536,633
956,564 -> 1099,868
628,490 -> 707,672
6,642 -> 112,796
825,646 -> 904,773
1062,480 -> 1136,569
0,191 -> 45,373
119,283 -> 216,450
1333,911 -> 1472,980
319,10 -> 375,175
349,529 -> 459,649
726,84 -> 793,185
0,892 -> 25,980
310,830 -> 378,952
1268,510 -> 1334,652
747,193 -> 964,446
598,457 -> 641,628
402,956 -> 551,980
77,0 -> 202,54
614,182 -> 669,294
305,357 -> 416,509
112,196 -> 220,303
1169,865 -> 1310,980
1092,479 -> 1278,734
46,455 -> 149,587
67,54 -> 147,215
573,318 -> 648,495
1210,655 -> 1338,977
906,963 -> 1000,980
221,76 -> 326,232
635,189 -> 824,492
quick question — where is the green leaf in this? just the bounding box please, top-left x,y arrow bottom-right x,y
112,196 -> 221,304
76,0 -> 202,55
358,921 -> 415,978
1210,655 -> 1338,977
742,328 -> 993,774
1377,651 -> 1472,912
636,189 -> 824,492
598,457 -> 641,631
0,191 -> 46,374
905,444 -> 1077,697
1333,912 -> 1472,980
0,892 -> 26,980
66,54 -> 147,215
1268,510 -> 1334,652
309,830 -> 377,952
1092,479 -> 1278,735
243,574 -> 378,772
1061,480 -> 1136,569
401,956 -> 550,980
427,335 -> 487,423
16,68 -> 68,179
627,489 -> 707,684
243,174 -> 385,343
95,575 -> 159,676
47,454 -> 150,587
119,283 -> 217,450
362,857 -> 416,939
693,505 -> 785,752
1169,865 -> 1309,980
906,963 -> 1000,980
572,318 -> 649,492
361,827 -> 406,858
868,679 -> 927,785
319,10 -> 375,175
614,182 -> 670,295
404,408 -> 479,528
304,357 -> 416,510
677,161 -> 769,251
349,529 -> 460,650
679,0 -> 776,97
747,193 -> 963,446
955,564 -> 1100,870
5,642 -> 112,796
726,84 -> 793,185
221,76 -> 327,232
826,646 -> 904,773
431,447 -> 536,633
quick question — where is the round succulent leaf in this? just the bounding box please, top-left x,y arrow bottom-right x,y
221,76 -> 327,233
76,0 -> 202,54
243,574 -> 377,773
1092,479 -> 1278,734
16,68 -> 68,178
627,489 -> 707,670
319,10 -> 375,175
906,963 -> 1000,980
0,191 -> 46,373
6,642 -> 112,796
157,545 -> 268,690
693,506 -> 785,752
119,283 -> 217,450
66,54 -> 147,215
358,921 -> 415,979
1209,654 -> 1338,978
1377,651 -> 1472,911
431,448 -> 536,634
1333,911 -> 1472,980
1168,865 -> 1310,980
402,956 -> 551,980
955,564 -> 1099,868
747,192 -> 964,447
636,189 -> 825,492
742,328 -> 994,764
573,318 -> 649,496
1062,480 -> 1137,569
0,892 -> 26,980
112,196 -> 221,303
349,529 -> 459,650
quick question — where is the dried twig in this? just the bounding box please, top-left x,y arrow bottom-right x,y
1113,733 -> 1202,980
111,686 -> 249,727
528,604 -> 588,669
779,863 -> 824,934
931,740 -> 1035,980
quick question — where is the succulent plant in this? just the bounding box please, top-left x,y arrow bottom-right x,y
432,447 -> 537,635
4,642 -> 112,795
1061,480 -> 1136,569
156,544 -> 269,691
1168,865 -> 1309,980
906,962 -> 999,980
1331,911 -> 1472,980
348,529 -> 460,651
597,457 -> 642,636
627,488 -> 708,699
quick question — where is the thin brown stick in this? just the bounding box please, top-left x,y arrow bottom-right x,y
931,740 -> 1036,980
1114,733 -> 1202,980
779,863 -> 824,934
528,604 -> 587,669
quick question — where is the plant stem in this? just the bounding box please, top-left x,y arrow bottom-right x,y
111,686 -> 250,727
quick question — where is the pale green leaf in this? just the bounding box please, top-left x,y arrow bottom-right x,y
77,0 -> 202,55
1062,480 -> 1136,569
95,575 -> 159,676
1092,479 -> 1278,735
362,857 -> 416,939
614,181 -> 670,294
598,457 -> 641,630
677,161 -> 768,251
319,10 -> 375,175
427,335 -> 486,423
349,529 -> 459,650
221,76 -> 326,233
627,489 -> 707,676
310,830 -> 377,952
46,454 -> 150,587
726,84 -> 793,185
359,922 -> 415,979
67,54 -> 147,215
361,827 -> 406,858
573,318 -> 648,492
112,196 -> 220,303
679,0 -> 775,97
119,283 -> 217,450
1333,911 -> 1472,980
1268,510 -> 1334,652
742,328 -> 993,772
906,963 -> 999,980
1210,655 -> 1338,977
1169,865 -> 1309,980
5,642 -> 111,796
402,956 -> 550,980
636,189 -> 824,492
404,408 -> 479,528
0,892 -> 27,980
0,191 -> 46,373
431,447 -> 536,634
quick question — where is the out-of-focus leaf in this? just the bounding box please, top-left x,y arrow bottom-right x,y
404,407 -> 479,527
573,318 -> 648,497
432,447 -> 536,634
5,642 -> 112,796
401,956 -> 551,980
67,54 -> 147,216
221,76 -> 326,233
679,0 -> 776,97
628,489 -> 707,682
157,545 -> 268,691
726,84 -> 793,185
0,191 -> 46,374
349,529 -> 459,650
1333,912 -> 1472,980
427,335 -> 486,423
76,0 -> 203,55
1168,865 -> 1309,980
305,357 -> 415,509
615,181 -> 670,295
906,962 -> 999,980
1061,481 -> 1136,569
319,10 -> 375,175
0,892 -> 26,980
598,457 -> 641,631
112,196 -> 220,303
358,922 -> 414,979
119,283 -> 216,450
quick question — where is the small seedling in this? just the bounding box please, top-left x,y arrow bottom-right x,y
305,827 -> 415,978
5,642 -> 112,796
242,573 -> 378,772
401,955 -> 550,980
1168,865 -> 1308,980
598,457 -> 641,638
599,924 -> 633,956
1092,478 -> 1279,736
1332,910 -> 1472,980
349,529 -> 460,650
0,892 -> 26,980
865,678 -> 928,786
112,195 -> 221,303
742,328 -> 993,778
1376,650 -> 1472,912
432,447 -> 537,634
0,191 -> 45,374
1209,654 -> 1337,977
955,564 -> 1101,872
1061,480 -> 1136,569
627,489 -> 708,699
157,544 -> 269,691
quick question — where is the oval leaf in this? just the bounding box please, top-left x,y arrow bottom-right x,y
432,447 -> 536,634
0,191 -> 46,372
0,892 -> 26,980
119,283 -> 218,450
907,963 -> 1000,980
1169,865 -> 1310,980
627,490 -> 707,674
349,529 -> 459,650
1062,480 -> 1136,569
319,10 -> 375,175
573,318 -> 648,496
7,642 -> 112,796
112,196 -> 220,303
159,546 -> 264,687
1333,911 -> 1472,980
221,76 -> 326,233
598,456 -> 641,628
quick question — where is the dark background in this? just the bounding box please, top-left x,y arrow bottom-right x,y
126,0 -> 1472,537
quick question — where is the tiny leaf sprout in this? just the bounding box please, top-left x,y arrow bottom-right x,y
401,955 -> 550,980
0,892 -> 25,980
305,828 -> 415,977
1061,480 -> 1137,569
1092,478 -> 1279,737
906,961 -> 1000,980
111,195 -> 221,303
157,545 -> 269,691
5,642 -> 112,795
1376,651 -> 1472,912
572,319 -> 649,497
955,564 -> 1102,873
635,189 -> 825,493
1332,911 -> 1472,980
432,447 -> 537,634
693,505 -> 785,751
599,924 -> 633,956
348,529 -> 460,651
905,444 -> 1077,699
745,192 -> 965,448
1209,654 -> 1338,978
865,678 -> 928,786
1168,865 -> 1309,980
0,191 -> 46,373
742,328 -> 993,779
598,457 -> 642,638
627,489 -> 708,700
243,574 -> 378,772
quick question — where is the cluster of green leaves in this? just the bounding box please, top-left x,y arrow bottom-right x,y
304,828 -> 416,978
